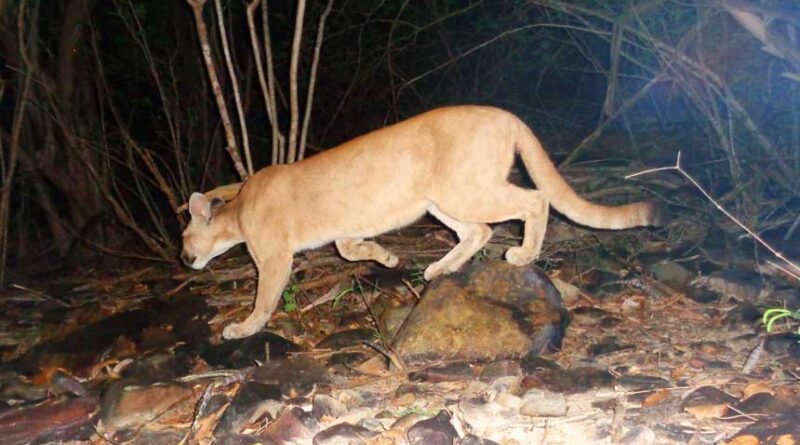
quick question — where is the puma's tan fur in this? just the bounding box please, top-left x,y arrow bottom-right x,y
181,106 -> 662,339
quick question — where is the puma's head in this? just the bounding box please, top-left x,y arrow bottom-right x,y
180,193 -> 241,269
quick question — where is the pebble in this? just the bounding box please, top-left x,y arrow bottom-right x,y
519,389 -> 567,417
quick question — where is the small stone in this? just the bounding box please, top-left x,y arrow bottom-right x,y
619,425 -> 655,445
337,389 -> 377,408
312,422 -> 378,444
261,406 -> 319,443
493,393 -> 521,410
456,398 -> 519,439
519,389 -> 567,417
214,381 -> 282,435
357,417 -> 385,430
487,376 -> 521,395
407,410 -> 458,445
312,394 -> 348,420
101,382 -> 193,430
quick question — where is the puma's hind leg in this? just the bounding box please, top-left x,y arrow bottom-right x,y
335,238 -> 399,268
424,205 -> 493,281
504,195 -> 549,266
434,185 -> 550,267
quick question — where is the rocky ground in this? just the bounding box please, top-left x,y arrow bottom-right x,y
0,213 -> 798,445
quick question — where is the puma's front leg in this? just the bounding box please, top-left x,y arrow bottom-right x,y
222,251 -> 293,339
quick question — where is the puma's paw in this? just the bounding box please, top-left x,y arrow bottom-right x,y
423,263 -> 445,281
505,247 -> 534,266
382,254 -> 399,268
223,322 -> 257,340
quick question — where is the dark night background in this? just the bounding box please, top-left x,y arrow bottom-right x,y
1,0 -> 799,278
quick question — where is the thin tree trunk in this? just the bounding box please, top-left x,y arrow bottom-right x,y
214,0 -> 253,175
298,0 -> 334,161
287,0 -> 307,163
247,0 -> 283,165
1,0 -> 33,286
262,1 -> 284,164
186,0 -> 249,180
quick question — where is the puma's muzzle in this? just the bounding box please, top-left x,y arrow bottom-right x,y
180,251 -> 196,268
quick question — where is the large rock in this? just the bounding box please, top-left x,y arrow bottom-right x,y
392,261 -> 569,366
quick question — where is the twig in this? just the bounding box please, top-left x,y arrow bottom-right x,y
186,0 -> 248,180
561,73 -> 665,167
298,0 -> 334,161
401,23 -> 603,89
178,370 -> 246,445
214,0 -> 253,176
286,0 -> 307,163
298,265 -> 369,291
300,281 -> 347,313
247,0 -> 283,165
360,340 -> 406,371
627,152 -> 800,281
261,0 -> 283,164
401,279 -> 422,301
741,336 -> 765,374
10,283 -> 70,307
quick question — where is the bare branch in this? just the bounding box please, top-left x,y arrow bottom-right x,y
261,0 -> 283,164
186,0 -> 248,180
628,152 -> 800,281
247,0 -> 283,165
214,0 -> 253,175
298,0 -> 334,161
287,0 -> 307,164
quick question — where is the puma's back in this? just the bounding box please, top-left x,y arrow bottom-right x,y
235,106 -> 660,250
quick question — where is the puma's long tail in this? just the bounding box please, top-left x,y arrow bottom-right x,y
514,117 -> 664,230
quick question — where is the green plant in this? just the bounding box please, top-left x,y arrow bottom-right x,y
762,307 -> 800,335
331,287 -> 354,309
410,270 -> 426,286
394,406 -> 436,418
282,284 -> 299,312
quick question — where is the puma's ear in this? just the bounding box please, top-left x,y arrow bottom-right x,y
188,192 -> 212,224
210,197 -> 226,210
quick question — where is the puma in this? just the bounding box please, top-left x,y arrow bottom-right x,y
181,106 -> 663,339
